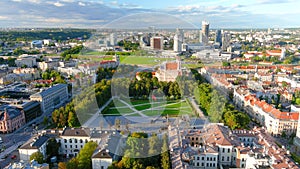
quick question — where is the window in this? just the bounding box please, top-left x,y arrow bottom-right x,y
227,157 -> 230,161
202,157 -> 204,160
196,137 -> 198,140
222,156 -> 224,161
75,139 -> 77,143
197,157 -> 200,160
196,162 -> 199,166
75,145 -> 77,148
222,148 -> 225,153
80,139 -> 83,143
228,148 -> 230,153
64,139 -> 67,143
202,163 -> 204,166
207,157 -> 209,161
207,163 -> 209,167
101,166 -> 104,169
214,157 -> 216,161
69,139 -> 72,143
241,164 -> 244,168
65,145 -> 67,148
213,163 -> 215,167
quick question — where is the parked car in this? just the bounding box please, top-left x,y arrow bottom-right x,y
11,155 -> 17,159
1,154 -> 8,159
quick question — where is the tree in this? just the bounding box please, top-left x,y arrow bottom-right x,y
77,141 -> 98,169
43,116 -> 49,126
66,158 -> 78,169
296,98 -> 300,105
68,111 -> 79,127
58,162 -> 67,169
161,134 -> 170,169
208,90 -> 225,122
222,61 -> 231,67
115,119 -> 121,130
282,81 -> 288,88
30,151 -> 44,164
46,138 -> 60,158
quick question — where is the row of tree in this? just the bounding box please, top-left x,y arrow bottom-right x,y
52,103 -> 80,128
41,69 -> 67,84
50,79 -> 112,128
0,29 -> 92,42
61,45 -> 83,60
108,133 -> 171,169
194,83 -> 250,129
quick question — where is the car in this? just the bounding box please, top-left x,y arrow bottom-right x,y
11,155 -> 17,159
1,154 -> 8,159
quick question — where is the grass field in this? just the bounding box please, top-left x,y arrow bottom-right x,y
76,54 -> 174,66
120,56 -> 173,66
101,98 -> 195,117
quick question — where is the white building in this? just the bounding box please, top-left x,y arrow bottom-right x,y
174,28 -> 184,52
15,55 -> 37,68
19,135 -> 50,162
192,146 -> 218,168
92,149 -> 113,169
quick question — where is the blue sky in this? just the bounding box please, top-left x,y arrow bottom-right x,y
0,0 -> 300,28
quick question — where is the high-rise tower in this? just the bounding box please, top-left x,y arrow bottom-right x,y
174,28 -> 184,52
215,29 -> 222,45
200,21 -> 209,44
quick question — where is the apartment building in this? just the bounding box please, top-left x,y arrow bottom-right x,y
183,124 -> 299,169
234,87 -> 299,136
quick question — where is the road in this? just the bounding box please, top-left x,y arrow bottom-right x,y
0,107 -> 55,169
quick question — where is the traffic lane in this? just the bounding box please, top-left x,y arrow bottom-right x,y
0,149 -> 19,169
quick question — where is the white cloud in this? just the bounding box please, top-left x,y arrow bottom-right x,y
0,16 -> 8,20
78,2 -> 86,6
11,0 -> 22,2
54,2 -> 64,7
27,0 -> 41,3
61,0 -> 74,2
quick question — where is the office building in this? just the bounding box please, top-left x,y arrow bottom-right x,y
173,28 -> 184,52
12,100 -> 42,123
222,32 -> 231,51
215,29 -> 222,45
200,21 -> 209,44
150,37 -> 164,50
30,84 -> 69,114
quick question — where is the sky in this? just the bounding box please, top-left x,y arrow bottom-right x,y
0,0 -> 300,28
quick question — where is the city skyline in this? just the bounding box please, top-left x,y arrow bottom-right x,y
0,0 -> 300,28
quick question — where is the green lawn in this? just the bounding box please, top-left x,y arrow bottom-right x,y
102,107 -> 133,115
130,100 -> 150,105
120,56 -> 173,66
101,98 -> 195,117
134,104 -> 151,111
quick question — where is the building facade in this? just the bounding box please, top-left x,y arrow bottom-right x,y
0,105 -> 26,133
30,84 -> 69,114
